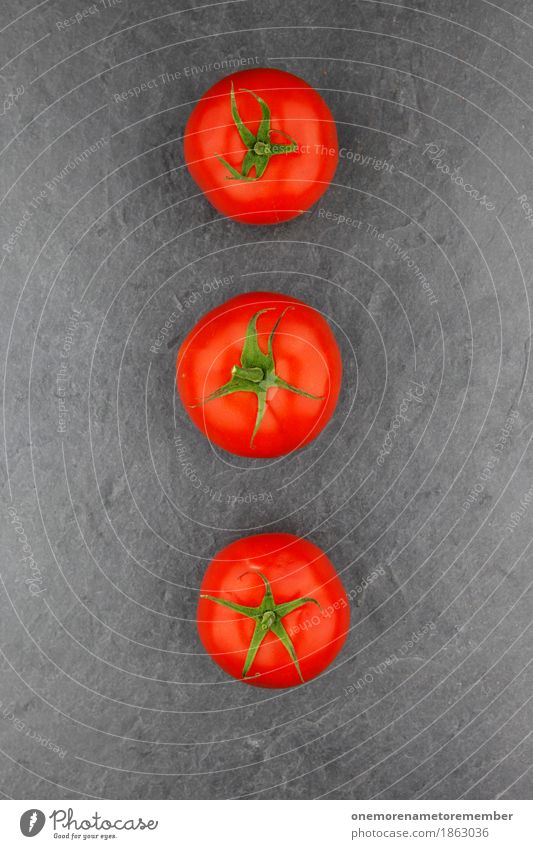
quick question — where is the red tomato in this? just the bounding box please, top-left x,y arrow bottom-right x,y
176,291 -> 342,458
197,533 -> 350,688
183,67 -> 338,224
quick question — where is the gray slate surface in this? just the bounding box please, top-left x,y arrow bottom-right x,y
0,0 -> 532,800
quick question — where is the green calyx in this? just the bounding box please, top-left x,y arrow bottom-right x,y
216,83 -> 299,181
192,307 -> 324,446
201,571 -> 321,682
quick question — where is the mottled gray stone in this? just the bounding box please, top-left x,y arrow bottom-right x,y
0,0 -> 532,800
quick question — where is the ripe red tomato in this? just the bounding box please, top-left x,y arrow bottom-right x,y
183,67 -> 338,224
176,291 -> 342,458
197,533 -> 350,688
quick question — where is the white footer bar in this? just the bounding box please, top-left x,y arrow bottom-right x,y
4,799 -> 532,847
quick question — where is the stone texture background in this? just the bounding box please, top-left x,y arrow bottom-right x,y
0,0 -> 532,800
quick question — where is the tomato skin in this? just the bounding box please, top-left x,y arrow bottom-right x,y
197,533 -> 350,688
183,67 -> 338,224
176,292 -> 342,458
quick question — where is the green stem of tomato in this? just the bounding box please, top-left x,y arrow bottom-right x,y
191,307 -> 324,447
231,365 -> 264,383
201,571 -> 322,682
216,84 -> 299,182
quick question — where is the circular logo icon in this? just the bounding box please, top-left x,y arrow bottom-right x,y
20,810 -> 46,837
